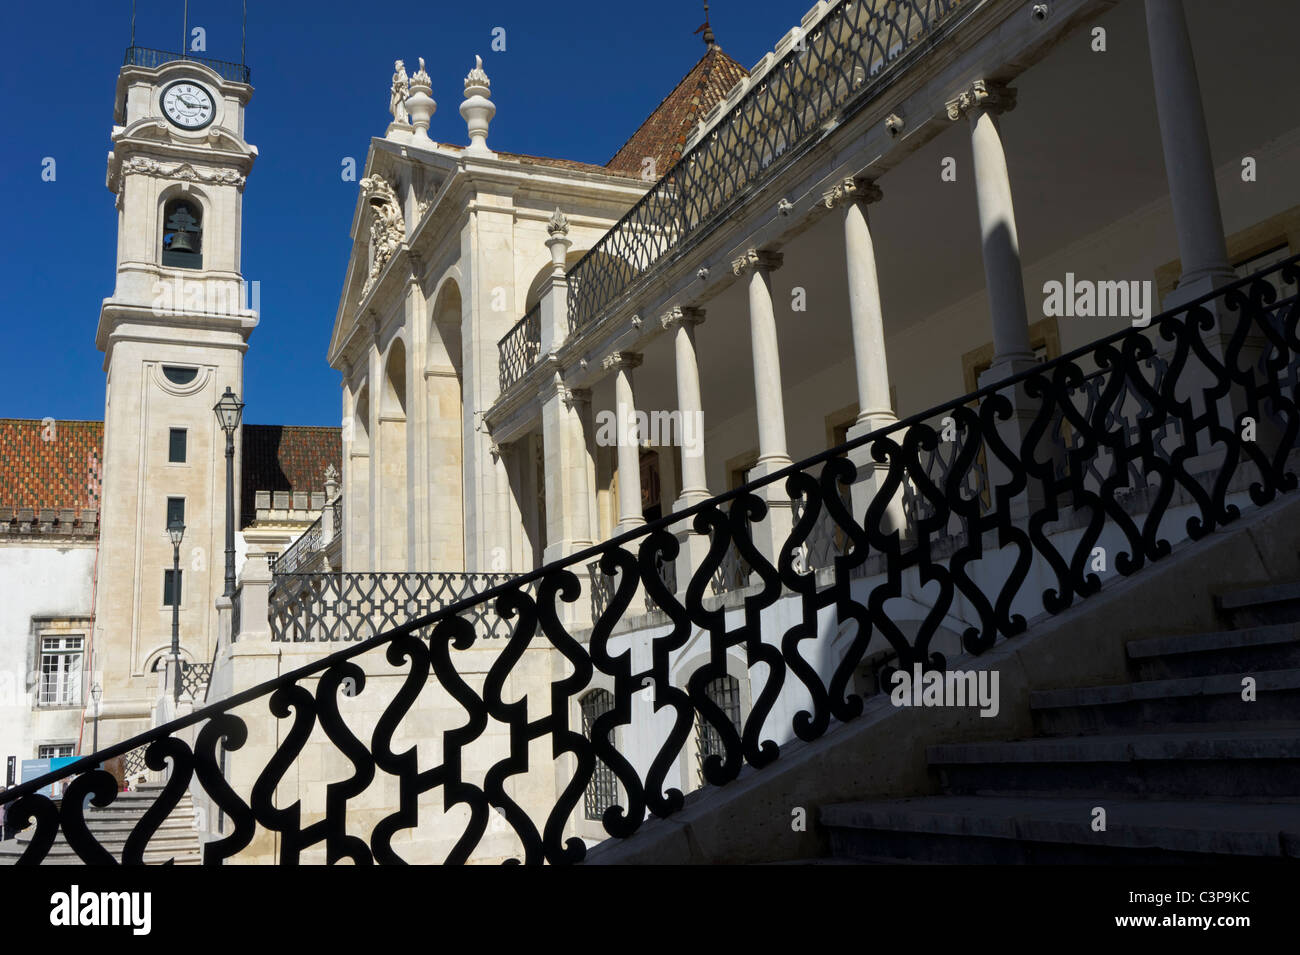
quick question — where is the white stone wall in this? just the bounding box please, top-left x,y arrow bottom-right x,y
0,542 -> 97,767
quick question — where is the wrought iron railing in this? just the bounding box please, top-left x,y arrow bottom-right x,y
124,46 -> 250,83
271,517 -> 323,579
4,258 -> 1296,864
269,571 -> 526,642
498,305 -> 542,393
562,0 -> 963,336
330,496 -> 344,544
123,46 -> 252,84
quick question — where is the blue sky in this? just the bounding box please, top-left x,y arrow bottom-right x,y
0,0 -> 802,426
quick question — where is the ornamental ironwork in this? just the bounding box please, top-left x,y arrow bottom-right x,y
123,46 -> 251,84
563,0 -> 963,335
498,304 -> 542,393
272,517 -> 324,579
269,571 -> 527,642
3,259 -> 1297,864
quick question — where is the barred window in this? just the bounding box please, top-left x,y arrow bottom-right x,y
580,689 -> 618,822
164,569 -> 183,607
38,635 -> 84,707
168,428 -> 187,463
695,674 -> 743,784
38,743 -> 74,759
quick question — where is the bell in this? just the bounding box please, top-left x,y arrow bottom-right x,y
169,231 -> 197,253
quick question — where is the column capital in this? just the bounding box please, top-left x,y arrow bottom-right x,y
945,79 -> 1017,120
601,351 -> 643,372
822,176 -> 883,209
660,305 -> 707,331
731,248 -> 784,276
561,386 -> 591,410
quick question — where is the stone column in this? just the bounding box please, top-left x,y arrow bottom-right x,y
823,177 -> 907,536
948,80 -> 1042,515
948,80 -> 1033,377
541,373 -> 595,563
732,249 -> 793,564
663,306 -> 710,595
605,352 -> 645,534
1146,0 -> 1233,302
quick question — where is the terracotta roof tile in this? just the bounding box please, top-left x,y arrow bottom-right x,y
0,419 -> 103,512
240,424 -> 342,527
606,46 -> 749,177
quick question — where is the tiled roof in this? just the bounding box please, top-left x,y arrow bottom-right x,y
605,46 -> 750,177
240,424 -> 342,527
0,419 -> 103,511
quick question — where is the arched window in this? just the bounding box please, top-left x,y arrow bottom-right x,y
580,689 -> 618,821
695,674 -> 742,784
162,198 -> 203,269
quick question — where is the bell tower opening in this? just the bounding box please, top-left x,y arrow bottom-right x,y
162,198 -> 203,268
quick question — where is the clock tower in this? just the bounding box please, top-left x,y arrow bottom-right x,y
94,50 -> 257,744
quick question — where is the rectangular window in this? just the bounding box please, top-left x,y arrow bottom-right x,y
164,569 -> 183,607
166,496 -> 185,528
37,744 -> 75,760
169,428 -> 187,463
37,635 -> 83,707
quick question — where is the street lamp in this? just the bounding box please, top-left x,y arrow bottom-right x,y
167,518 -> 185,703
213,386 -> 245,597
90,683 -> 102,759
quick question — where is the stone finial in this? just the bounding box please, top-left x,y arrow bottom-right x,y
822,176 -> 882,209
545,207 -> 572,274
945,79 -> 1017,120
324,462 -> 340,485
731,248 -> 784,276
405,57 -> 437,147
547,207 -> 569,237
460,54 -> 496,156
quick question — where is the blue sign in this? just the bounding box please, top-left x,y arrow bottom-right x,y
20,757 -> 78,799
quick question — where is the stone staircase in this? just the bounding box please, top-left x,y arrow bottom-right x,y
0,782 -> 202,865
819,582 -> 1300,863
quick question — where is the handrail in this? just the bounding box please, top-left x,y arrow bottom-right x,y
123,46 -> 252,84
5,257 -> 1296,864
497,303 -> 542,392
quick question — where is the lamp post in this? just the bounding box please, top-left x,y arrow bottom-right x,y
168,518 -> 185,703
90,683 -> 102,759
213,387 -> 245,597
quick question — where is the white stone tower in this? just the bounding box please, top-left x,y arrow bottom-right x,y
93,52 -> 257,744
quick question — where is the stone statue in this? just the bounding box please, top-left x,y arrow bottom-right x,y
390,60 -> 410,125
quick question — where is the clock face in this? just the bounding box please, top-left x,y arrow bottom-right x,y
161,81 -> 215,130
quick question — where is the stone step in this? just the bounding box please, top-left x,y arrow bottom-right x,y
13,820 -> 197,843
1126,623 -> 1300,679
821,796 -> 1300,863
0,846 -> 201,866
927,727 -> 1300,800
1030,669 -> 1300,734
1216,582 -> 1300,628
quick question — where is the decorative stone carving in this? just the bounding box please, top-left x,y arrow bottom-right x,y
389,60 -> 410,125
697,266 -> 710,281
630,314 -> 643,330
945,79 -> 1017,120
601,351 -> 643,372
405,58 -> 437,146
461,55 -> 496,156
546,207 -> 569,237
561,386 -> 590,411
885,112 -> 904,136
116,156 -> 246,188
822,176 -> 882,209
324,462 -> 340,483
777,197 -> 794,216
731,248 -> 784,276
359,174 -> 406,297
660,306 -> 706,330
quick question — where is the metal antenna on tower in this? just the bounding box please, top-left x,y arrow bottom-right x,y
130,0 -> 136,48
182,0 -> 188,56
242,0 -> 248,65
